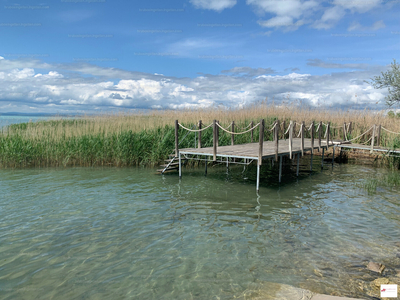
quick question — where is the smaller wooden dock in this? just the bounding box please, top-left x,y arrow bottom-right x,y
164,119 -> 400,192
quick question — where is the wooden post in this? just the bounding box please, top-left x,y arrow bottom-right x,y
179,152 -> 182,179
293,121 -> 297,137
326,122 -> 330,149
296,153 -> 300,176
213,120 -> 217,161
251,121 -> 254,143
231,121 -> 235,146
256,163 -> 260,191
348,122 -> 352,134
310,121 -> 314,152
279,155 -> 282,183
282,120 -> 286,140
275,120 -> 279,162
301,121 -> 305,156
343,122 -> 347,141
289,121 -> 293,159
321,148 -> 324,169
175,120 -> 179,156
370,124 -> 376,153
216,120 -> 219,147
332,145 -> 335,166
318,121 -> 322,152
377,124 -> 381,146
198,120 -> 202,148
258,119 -> 264,165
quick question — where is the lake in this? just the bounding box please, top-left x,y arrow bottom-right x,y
1,162 -> 399,299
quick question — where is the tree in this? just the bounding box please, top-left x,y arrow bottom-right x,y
368,59 -> 400,107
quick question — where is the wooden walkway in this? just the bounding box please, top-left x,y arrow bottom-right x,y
180,138 -> 332,160
167,118 -> 400,192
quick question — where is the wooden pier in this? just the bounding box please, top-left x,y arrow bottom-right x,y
161,119 -> 400,191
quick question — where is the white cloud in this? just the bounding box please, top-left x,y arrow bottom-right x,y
0,56 -> 4,60
190,0 -> 237,11
312,6 -> 345,29
348,20 -> 386,31
248,0 -> 319,30
0,58 -> 390,113
333,0 -> 381,13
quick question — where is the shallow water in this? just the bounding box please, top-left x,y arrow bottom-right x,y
0,162 -> 399,299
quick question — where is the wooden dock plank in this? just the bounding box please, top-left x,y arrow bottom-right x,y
180,138 -> 332,159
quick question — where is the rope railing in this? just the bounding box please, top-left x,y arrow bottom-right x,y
382,127 -> 400,135
216,122 -> 260,135
178,122 -> 213,132
174,119 -> 397,164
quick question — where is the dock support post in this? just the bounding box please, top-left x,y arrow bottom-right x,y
279,155 -> 283,183
343,122 -> 347,141
318,121 -> 322,152
251,121 -> 254,143
213,120 -> 217,161
377,124 -> 381,146
310,151 -> 313,171
301,121 -> 305,156
289,121 -> 293,159
226,157 -> 229,171
275,120 -> 279,162
296,153 -> 300,176
198,120 -> 202,148
370,124 -> 376,153
256,162 -> 260,192
179,152 -> 182,179
321,148 -> 325,169
332,145 -> 335,166
311,121 -> 314,152
282,121 -> 286,140
231,121 -> 235,145
258,119 -> 264,166
175,120 -> 179,157
205,156 -> 207,175
326,122 -> 330,149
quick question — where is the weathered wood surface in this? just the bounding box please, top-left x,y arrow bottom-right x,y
338,143 -> 400,153
180,138 -> 333,159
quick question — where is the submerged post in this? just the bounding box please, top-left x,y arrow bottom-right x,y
318,121 -> 322,152
289,121 -> 293,159
175,120 -> 179,157
258,119 -> 264,165
296,153 -> 300,177
198,120 -> 202,148
179,152 -> 182,179
231,121 -> 235,145
213,120 -> 217,161
301,121 -> 305,156
205,156 -> 208,175
275,120 -> 280,162
321,148 -> 325,169
370,124 -> 376,153
332,145 -> 335,166
279,155 -> 283,183
256,163 -> 260,192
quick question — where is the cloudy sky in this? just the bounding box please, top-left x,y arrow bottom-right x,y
0,0 -> 399,114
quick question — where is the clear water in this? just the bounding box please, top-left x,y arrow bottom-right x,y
1,163 -> 399,299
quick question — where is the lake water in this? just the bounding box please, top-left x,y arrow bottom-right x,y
1,162 -> 399,299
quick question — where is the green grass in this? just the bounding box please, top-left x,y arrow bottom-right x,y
362,171 -> 400,194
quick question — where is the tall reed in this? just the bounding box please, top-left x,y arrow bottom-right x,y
1,103 -> 400,168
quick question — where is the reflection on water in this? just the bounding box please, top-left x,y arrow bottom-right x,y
0,163 -> 399,299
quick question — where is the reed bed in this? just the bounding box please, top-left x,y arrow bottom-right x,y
1,103 -> 400,168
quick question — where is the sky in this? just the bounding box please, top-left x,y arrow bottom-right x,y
0,0 -> 399,114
